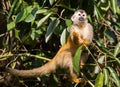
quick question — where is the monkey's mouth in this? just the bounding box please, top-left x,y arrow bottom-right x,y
78,17 -> 85,22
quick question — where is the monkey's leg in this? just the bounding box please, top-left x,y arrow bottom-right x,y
69,66 -> 80,83
68,64 -> 86,83
80,53 -> 88,69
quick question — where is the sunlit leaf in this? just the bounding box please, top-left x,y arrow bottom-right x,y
45,19 -> 56,43
107,67 -> 120,87
98,0 -> 110,11
114,42 -> 120,57
25,7 -> 38,22
25,6 -> 34,13
35,29 -> 42,35
95,4 -> 104,19
60,28 -> 68,45
7,20 -> 15,30
49,0 -> 55,5
111,0 -> 117,14
30,29 -> 42,40
103,68 -> 109,85
45,18 -> 60,43
95,72 -> 104,87
53,74 -> 59,83
114,58 -> 120,65
65,19 -> 72,27
15,6 -> 34,23
36,9 -> 48,14
15,9 -> 27,23
30,28 -> 35,40
73,46 -> 83,75
108,81 -> 112,87
14,29 -> 19,39
37,12 -> 53,28
116,5 -> 120,14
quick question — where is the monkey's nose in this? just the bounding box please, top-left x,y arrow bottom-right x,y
78,17 -> 84,21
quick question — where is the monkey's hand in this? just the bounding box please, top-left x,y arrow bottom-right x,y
72,32 -> 89,45
81,38 -> 89,45
72,32 -> 83,45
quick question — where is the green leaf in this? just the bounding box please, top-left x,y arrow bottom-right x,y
95,72 -> 104,87
65,19 -> 72,27
114,58 -> 120,65
36,9 -> 48,14
7,0 -> 18,20
49,0 -> 55,5
114,42 -> 120,57
107,67 -> 120,87
98,0 -> 110,11
14,29 -> 19,39
37,12 -> 53,28
60,29 -> 68,45
116,4 -> 120,14
53,74 -> 59,83
25,6 -> 34,14
25,7 -> 38,22
94,5 -> 103,19
30,28 -> 42,40
14,0 -> 22,14
111,0 -> 117,14
7,20 -> 15,30
45,18 -> 60,43
103,68 -> 109,85
15,6 -> 38,23
15,8 -> 27,23
73,46 -> 83,75
30,28 -> 35,40
108,81 -> 112,87
104,29 -> 115,44
35,29 -> 42,35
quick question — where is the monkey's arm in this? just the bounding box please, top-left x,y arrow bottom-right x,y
72,32 -> 89,45
72,32 -> 82,45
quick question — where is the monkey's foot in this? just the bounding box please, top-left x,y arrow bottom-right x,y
72,78 -> 85,83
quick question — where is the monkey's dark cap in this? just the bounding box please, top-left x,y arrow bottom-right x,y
79,10 -> 85,13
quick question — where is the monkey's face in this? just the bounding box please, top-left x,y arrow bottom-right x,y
71,10 -> 87,24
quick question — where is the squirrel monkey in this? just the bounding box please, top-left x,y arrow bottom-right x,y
3,9 -> 93,83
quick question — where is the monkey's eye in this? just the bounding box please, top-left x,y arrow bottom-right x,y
78,13 -> 81,16
83,14 -> 85,16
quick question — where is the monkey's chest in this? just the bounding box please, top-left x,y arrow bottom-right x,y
76,26 -> 89,39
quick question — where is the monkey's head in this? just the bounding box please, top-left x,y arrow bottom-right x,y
71,9 -> 87,24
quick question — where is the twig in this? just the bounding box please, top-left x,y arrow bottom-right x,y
81,72 -> 95,87
84,44 -> 102,72
0,53 -> 51,61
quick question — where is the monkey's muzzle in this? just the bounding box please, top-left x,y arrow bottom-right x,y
78,17 -> 84,22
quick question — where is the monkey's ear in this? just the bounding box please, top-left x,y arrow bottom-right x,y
71,15 -> 75,22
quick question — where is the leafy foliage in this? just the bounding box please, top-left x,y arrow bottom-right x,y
0,0 -> 120,87
73,46 -> 83,75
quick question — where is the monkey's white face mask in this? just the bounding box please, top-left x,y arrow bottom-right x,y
71,9 -> 87,24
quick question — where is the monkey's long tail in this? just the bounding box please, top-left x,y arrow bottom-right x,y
5,59 -> 57,77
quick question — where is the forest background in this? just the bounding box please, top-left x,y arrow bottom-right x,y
0,0 -> 120,87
